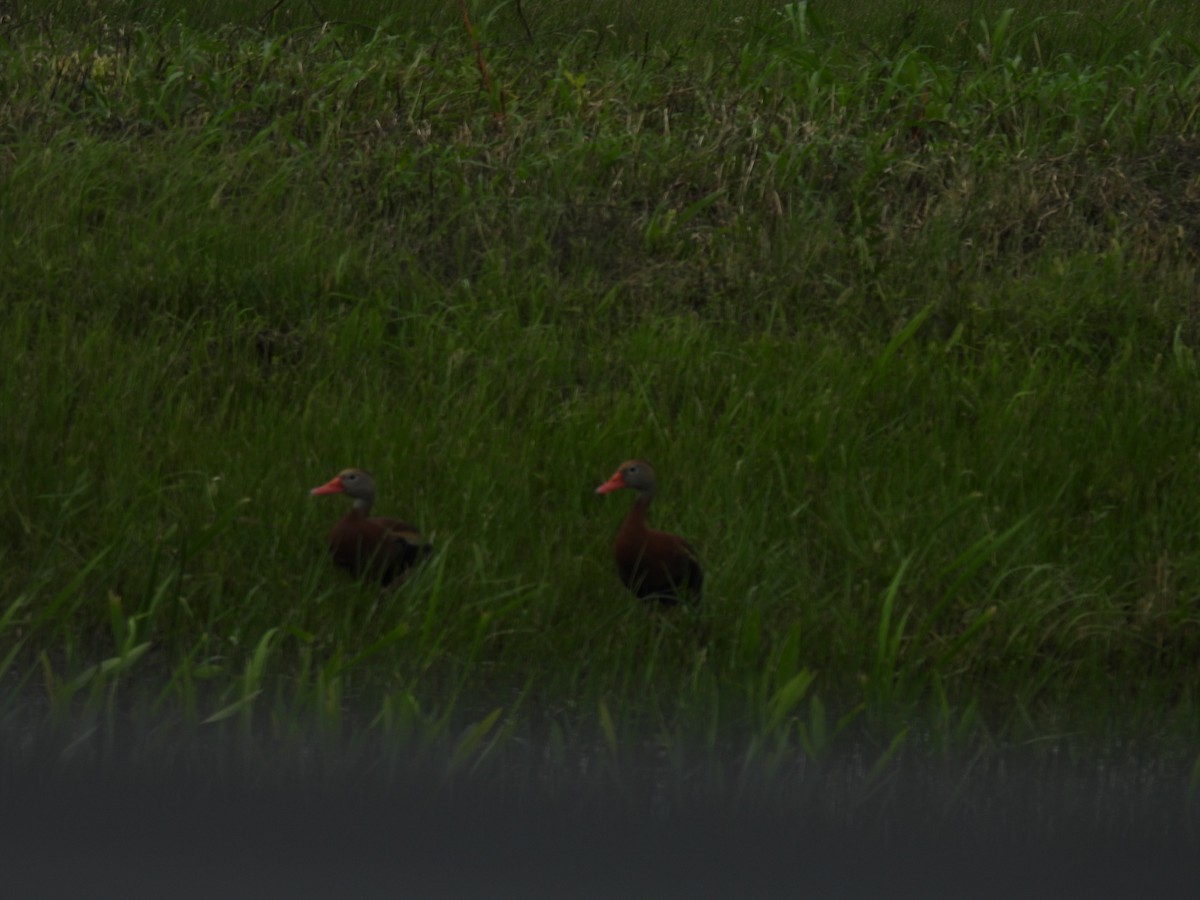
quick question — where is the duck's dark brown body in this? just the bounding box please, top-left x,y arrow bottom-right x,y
597,460 -> 702,605
326,507 -> 431,586
311,468 -> 431,587
612,496 -> 703,604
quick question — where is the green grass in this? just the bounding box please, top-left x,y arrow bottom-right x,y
4,1 -> 1200,813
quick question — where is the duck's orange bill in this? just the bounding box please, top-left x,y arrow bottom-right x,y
595,472 -> 626,495
310,476 -> 346,496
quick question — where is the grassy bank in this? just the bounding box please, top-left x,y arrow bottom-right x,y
4,1 -> 1200,812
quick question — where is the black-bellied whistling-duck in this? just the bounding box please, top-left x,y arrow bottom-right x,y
310,468 -> 432,586
595,459 -> 702,605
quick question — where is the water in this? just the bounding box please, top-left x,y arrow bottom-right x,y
3,721 -> 1197,897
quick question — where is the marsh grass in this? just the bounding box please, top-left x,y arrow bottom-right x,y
4,1 -> 1200,811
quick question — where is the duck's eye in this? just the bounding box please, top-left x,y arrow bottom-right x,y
627,466 -> 639,475
345,473 -> 358,481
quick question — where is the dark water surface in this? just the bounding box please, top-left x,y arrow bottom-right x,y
3,727 -> 1197,898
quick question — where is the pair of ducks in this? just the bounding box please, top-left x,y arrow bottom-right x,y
309,461 -> 703,604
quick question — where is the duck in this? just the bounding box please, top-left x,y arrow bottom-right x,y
595,459 -> 702,605
310,468 -> 432,586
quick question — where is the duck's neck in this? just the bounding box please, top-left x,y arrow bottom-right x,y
350,496 -> 374,515
623,491 -> 653,532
